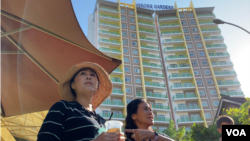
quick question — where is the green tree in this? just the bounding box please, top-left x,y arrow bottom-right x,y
162,120 -> 186,141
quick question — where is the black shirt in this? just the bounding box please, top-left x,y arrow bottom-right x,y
37,100 -> 106,141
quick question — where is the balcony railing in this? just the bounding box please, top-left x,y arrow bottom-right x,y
206,44 -> 227,48
169,73 -> 192,78
197,14 -> 216,17
137,14 -> 153,19
113,68 -> 123,73
201,28 -> 220,32
99,38 -> 121,44
111,78 -> 123,83
99,30 -> 120,36
165,55 -> 188,60
151,105 -> 170,110
160,23 -> 180,27
164,38 -> 184,42
139,29 -> 156,34
204,36 -> 223,40
141,45 -> 159,50
136,92 -> 143,97
167,64 -> 190,69
112,89 -> 124,94
208,53 -> 230,57
173,94 -> 198,99
214,71 -> 236,75
162,31 -> 182,35
199,21 -> 214,25
99,47 -> 121,53
221,92 -> 244,96
102,100 -> 125,106
146,93 -> 168,98
99,7 -> 119,12
145,82 -> 166,88
99,14 -> 119,20
159,16 -> 178,20
141,53 -> 161,59
164,46 -> 186,51
171,84 -> 195,89
154,117 -> 171,122
138,21 -> 155,26
99,22 -> 120,28
99,113 -> 125,118
175,105 -> 201,110
211,62 -> 233,66
140,37 -> 158,42
177,117 -> 204,123
217,81 -> 240,86
143,62 -> 162,68
144,72 -> 164,77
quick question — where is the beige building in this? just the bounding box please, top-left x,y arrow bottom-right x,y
88,0 -> 244,132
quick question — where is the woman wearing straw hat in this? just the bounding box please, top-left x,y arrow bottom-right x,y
37,62 -> 124,141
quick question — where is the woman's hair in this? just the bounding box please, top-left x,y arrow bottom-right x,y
125,98 -> 151,141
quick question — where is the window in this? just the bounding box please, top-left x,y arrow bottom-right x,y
125,67 -> 129,72
179,14 -> 184,18
122,24 -> 126,28
133,50 -> 138,54
122,32 -> 127,36
125,77 -> 130,82
121,9 -> 125,13
202,60 -> 208,65
204,70 -> 210,74
192,28 -> 198,32
194,70 -> 199,75
159,127 -> 167,133
199,51 -> 205,56
185,36 -> 190,40
189,52 -> 194,57
126,88 -> 131,93
199,90 -> 205,96
131,25 -> 135,30
188,13 -> 194,17
121,16 -> 126,21
130,18 -> 135,22
134,58 -> 139,64
202,101 -> 208,107
136,78 -> 141,83
132,41 -> 137,46
213,101 -> 219,106
127,99 -> 132,104
183,28 -> 188,33
129,11 -> 134,15
123,40 -> 127,45
123,48 -> 128,53
205,113 -> 211,118
195,35 -> 200,39
197,43 -> 202,47
207,79 -> 213,84
124,57 -> 129,62
192,61 -> 197,66
196,80 -> 202,85
190,20 -> 196,24
210,90 -> 216,95
131,33 -> 136,38
181,21 -> 186,25
135,68 -> 140,73
187,44 -> 192,48
185,127 -> 191,131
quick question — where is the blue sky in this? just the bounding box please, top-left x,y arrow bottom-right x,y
72,0 -> 250,97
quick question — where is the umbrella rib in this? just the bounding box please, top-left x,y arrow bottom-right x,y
1,28 -> 59,84
1,10 -> 112,61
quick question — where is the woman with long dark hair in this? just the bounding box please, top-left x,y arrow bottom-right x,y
124,99 -> 173,141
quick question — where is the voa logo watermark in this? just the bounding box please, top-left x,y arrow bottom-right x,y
226,129 -> 246,136
222,125 -> 249,140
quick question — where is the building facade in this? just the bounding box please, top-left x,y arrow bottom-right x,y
88,0 -> 244,132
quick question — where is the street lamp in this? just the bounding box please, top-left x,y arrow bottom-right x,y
213,19 -> 250,34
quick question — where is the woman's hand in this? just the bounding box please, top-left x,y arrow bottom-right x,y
124,129 -> 155,141
92,132 -> 125,141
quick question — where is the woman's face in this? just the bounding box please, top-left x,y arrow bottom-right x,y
132,101 -> 154,127
71,68 -> 99,97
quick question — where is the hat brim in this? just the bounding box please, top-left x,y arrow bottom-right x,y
58,62 -> 112,109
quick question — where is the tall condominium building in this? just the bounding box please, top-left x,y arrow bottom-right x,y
88,0 -> 244,132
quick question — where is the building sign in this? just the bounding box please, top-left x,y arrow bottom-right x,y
136,3 -> 173,10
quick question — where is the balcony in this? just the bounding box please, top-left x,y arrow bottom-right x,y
201,28 -> 221,34
197,14 -> 216,20
177,117 -> 204,124
221,91 -> 244,97
211,62 -> 234,68
138,21 -> 155,29
206,44 -> 227,51
141,53 -> 161,61
99,14 -> 119,23
171,84 -> 196,91
136,92 -> 143,97
144,72 -> 164,79
164,46 -> 186,53
151,105 -> 170,111
111,89 -> 124,96
169,73 -> 193,80
161,31 -> 182,37
99,38 -> 121,48
111,68 -> 123,75
154,117 -> 171,124
139,29 -> 157,37
163,38 -> 184,45
142,62 -> 163,70
208,53 -> 230,59
214,71 -> 237,78
111,78 -> 123,85
99,7 -> 119,15
99,30 -> 120,39
99,47 -> 121,56
99,22 -> 120,31
173,94 -> 198,101
140,37 -> 158,44
99,113 -> 125,120
137,14 -> 154,21
145,82 -> 166,89
159,16 -> 179,22
146,93 -> 168,100
167,64 -> 191,71
141,45 -> 159,52
160,23 -> 180,29
199,21 -> 216,27
175,105 -> 201,112
101,100 -> 125,108
204,36 -> 224,42
217,81 -> 241,88
165,55 -> 188,62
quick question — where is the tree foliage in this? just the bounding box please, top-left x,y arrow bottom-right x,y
162,120 -> 186,141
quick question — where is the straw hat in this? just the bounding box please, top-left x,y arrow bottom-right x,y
58,62 -> 112,109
